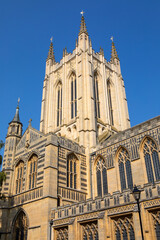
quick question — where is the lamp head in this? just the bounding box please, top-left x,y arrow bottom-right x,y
132,185 -> 141,201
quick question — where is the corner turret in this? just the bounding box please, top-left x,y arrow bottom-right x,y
7,98 -> 22,138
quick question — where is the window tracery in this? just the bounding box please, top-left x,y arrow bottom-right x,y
118,149 -> 133,191
151,210 -> 160,239
96,157 -> 108,197
67,154 -> 77,189
28,154 -> 38,190
82,222 -> 98,240
57,84 -> 62,127
114,216 -> 135,240
143,138 -> 160,183
56,227 -> 68,240
15,161 -> 24,194
94,73 -> 100,118
71,73 -> 77,119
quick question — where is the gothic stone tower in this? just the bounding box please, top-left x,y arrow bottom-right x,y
40,15 -> 130,152
0,15 -> 133,240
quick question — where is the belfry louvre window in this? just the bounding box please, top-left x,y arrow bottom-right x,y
81,221 -> 99,240
114,215 -> 135,240
55,227 -> 68,240
151,210 -> 160,240
118,149 -> 133,191
28,155 -> 38,189
67,154 -> 77,189
15,161 -> 24,194
96,157 -> 108,197
107,81 -> 114,125
143,138 -> 160,184
71,73 -> 77,119
57,85 -> 62,127
94,73 -> 100,118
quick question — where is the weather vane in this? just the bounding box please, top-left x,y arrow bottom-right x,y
50,37 -> 53,42
80,10 -> 85,16
17,97 -> 20,107
110,36 -> 114,42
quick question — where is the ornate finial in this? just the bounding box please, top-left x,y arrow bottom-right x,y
79,11 -> 88,36
47,38 -> 55,62
110,37 -> 119,63
110,36 -> 114,42
80,10 -> 85,16
28,118 -> 32,127
89,38 -> 92,47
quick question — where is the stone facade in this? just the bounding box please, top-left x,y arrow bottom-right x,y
0,16 -> 160,240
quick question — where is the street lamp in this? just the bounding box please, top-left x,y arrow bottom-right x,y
132,185 -> 144,240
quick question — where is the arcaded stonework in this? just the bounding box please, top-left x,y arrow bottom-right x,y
0,16 -> 160,240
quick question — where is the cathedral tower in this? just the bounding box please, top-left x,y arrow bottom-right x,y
40,15 -> 130,150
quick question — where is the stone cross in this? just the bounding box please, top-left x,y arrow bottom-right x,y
50,37 -> 53,42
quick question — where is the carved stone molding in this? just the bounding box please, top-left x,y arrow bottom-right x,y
143,199 -> 160,209
107,204 -> 134,216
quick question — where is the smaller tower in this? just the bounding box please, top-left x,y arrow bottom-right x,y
2,99 -> 23,195
7,98 -> 22,138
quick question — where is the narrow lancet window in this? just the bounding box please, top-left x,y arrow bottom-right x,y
94,73 -> 100,118
118,148 -> 133,191
57,84 -> 62,127
67,154 -> 77,189
15,161 -> 24,194
28,155 -> 38,189
107,81 -> 114,125
96,157 -> 108,197
143,138 -> 160,183
71,74 -> 77,119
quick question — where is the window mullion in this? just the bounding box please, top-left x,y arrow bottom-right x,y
101,169 -> 103,196
124,161 -> 128,189
150,149 -> 156,182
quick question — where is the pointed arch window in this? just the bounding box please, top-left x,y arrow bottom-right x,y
57,84 -> 62,127
94,73 -> 100,118
15,161 -> 24,194
56,227 -> 68,240
114,216 -> 135,240
12,211 -> 28,240
71,73 -> 77,119
143,138 -> 160,184
82,222 -> 99,240
67,154 -> 77,189
28,155 -> 38,189
118,149 -> 133,191
107,80 -> 114,125
96,157 -> 108,197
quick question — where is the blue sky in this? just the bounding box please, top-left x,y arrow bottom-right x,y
1,0 -> 160,147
